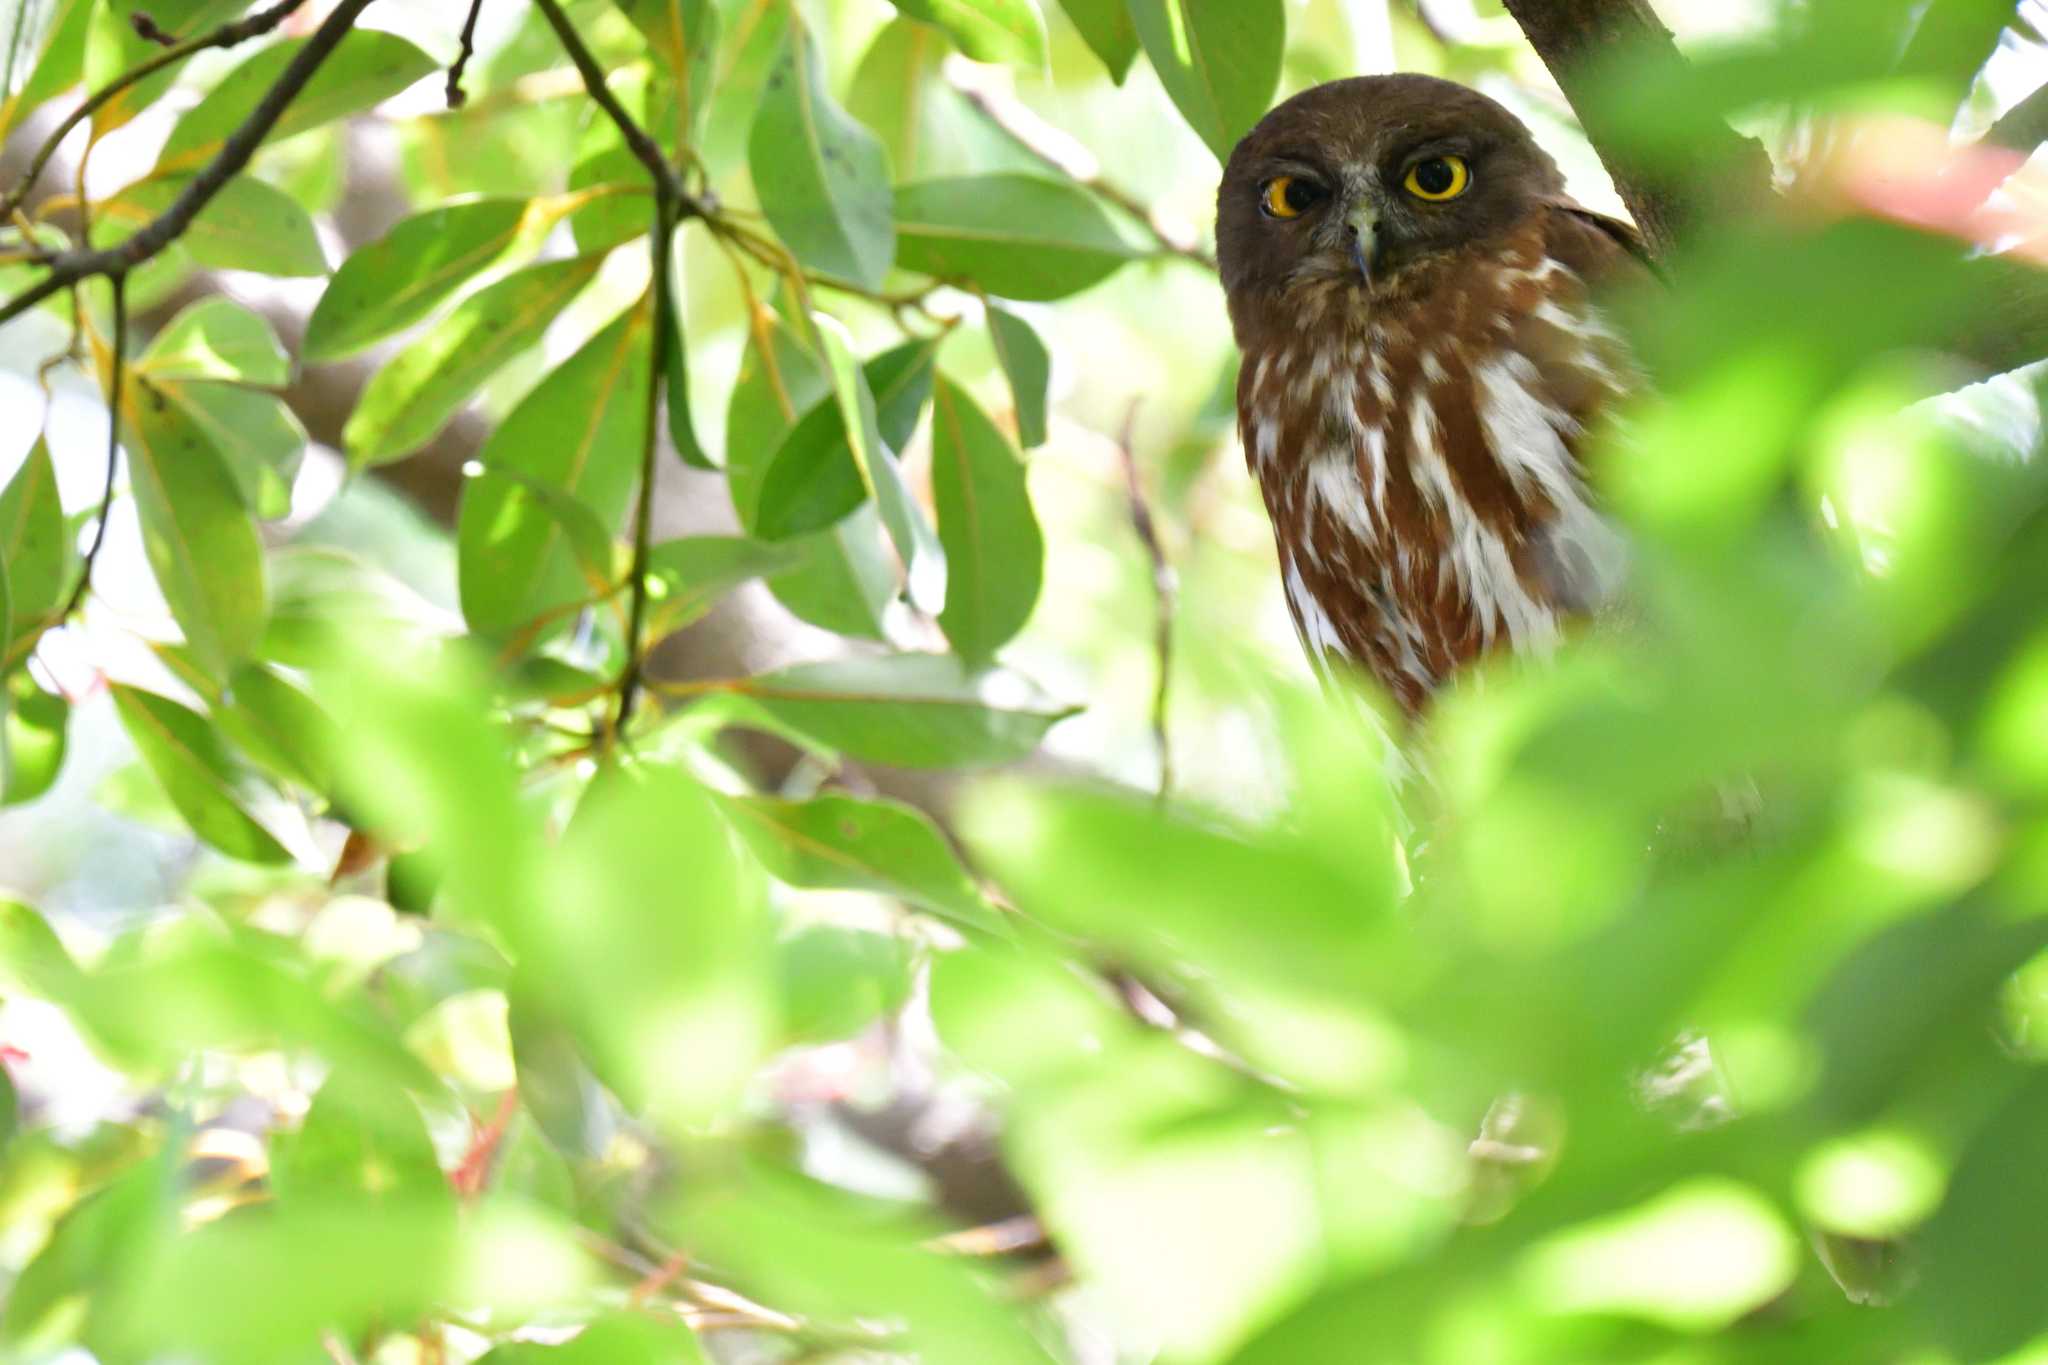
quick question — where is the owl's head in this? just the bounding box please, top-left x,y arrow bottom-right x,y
1216,75 -> 1566,336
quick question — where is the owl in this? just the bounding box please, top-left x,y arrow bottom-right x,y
1217,75 -> 1651,715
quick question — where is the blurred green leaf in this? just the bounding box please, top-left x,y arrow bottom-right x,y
644,534 -> 803,633
1053,0 -> 1137,81
456,301 -> 650,638
106,173 -> 326,277
0,437 -> 69,661
344,252 -> 605,468
986,304 -> 1050,448
152,29 -> 436,176
0,0 -> 92,142
718,789 -> 1008,934
304,197 -> 534,362
215,663 -> 335,794
776,923 -> 913,1043
730,652 -> 1073,768
270,1070 -> 450,1208
1125,0 -> 1283,160
477,1316 -> 710,1362
932,375 -> 1043,663
749,24 -> 895,290
1,671 -> 67,807
110,686 -> 288,864
893,174 -> 1139,300
122,378 -> 270,672
1918,1069 -> 2048,1358
890,0 -> 1047,66
136,298 -> 290,386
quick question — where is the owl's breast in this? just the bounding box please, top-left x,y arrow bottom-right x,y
1237,229 -> 1635,712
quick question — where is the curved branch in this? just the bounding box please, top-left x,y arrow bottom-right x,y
0,0 -> 309,225
0,0 -> 374,330
1497,0 -> 1774,258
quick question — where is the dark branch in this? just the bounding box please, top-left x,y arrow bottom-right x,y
1497,0 -> 1774,259
446,0 -> 485,109
530,0 -> 706,220
59,274 -> 127,622
1116,405 -> 1176,806
614,207 -> 677,742
0,0 -> 309,225
0,0 -> 370,330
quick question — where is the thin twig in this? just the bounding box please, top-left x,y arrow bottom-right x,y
1115,403 -> 1175,805
945,70 -> 1216,273
613,206 -> 677,741
445,0 -> 485,108
0,0 -> 372,329
57,274 -> 126,622
530,0 -> 706,219
0,0 -> 309,225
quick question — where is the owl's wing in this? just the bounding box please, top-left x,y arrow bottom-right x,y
1543,200 -> 1661,286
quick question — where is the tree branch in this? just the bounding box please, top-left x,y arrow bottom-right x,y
1497,0 -> 1774,258
58,274 -> 126,622
0,0 -> 309,226
0,0 -> 372,330
446,0 -> 485,109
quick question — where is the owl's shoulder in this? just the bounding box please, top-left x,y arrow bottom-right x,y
1539,200 -> 1659,289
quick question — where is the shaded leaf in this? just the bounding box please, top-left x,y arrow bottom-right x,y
1053,0 -> 1137,81
136,298 -> 290,386
1125,0 -> 1284,160
154,30 -> 436,176
893,174 -> 1138,299
659,255 -> 714,469
890,0 -> 1047,66
0,437 -> 69,660
750,25 -> 895,290
122,378 -> 269,672
731,653 -> 1073,768
866,339 -> 947,612
986,304 -> 1050,447
305,197 -> 533,362
156,380 -> 307,522
344,252 -> 605,468
644,534 -> 804,634
110,685 -> 288,864
931,376 -> 1043,663
719,790 -> 1007,934
754,318 -> 882,541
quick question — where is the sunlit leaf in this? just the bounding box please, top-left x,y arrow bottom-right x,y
776,923 -> 913,1044
155,379 -> 307,522
1053,0 -> 1137,81
305,197 -> 534,362
893,174 -> 1139,300
643,534 -> 804,634
750,24 -> 895,290
84,0 -> 242,133
110,686 -> 288,864
215,663 -> 335,794
0,0 -> 93,141
105,174 -> 326,277
153,29 -> 436,176
611,0 -> 719,138
1,670 -> 66,806
1125,0 -> 1284,161
344,252 -> 605,468
890,0 -> 1047,66
931,376 -> 1043,663
135,298 -> 290,386
0,437 -> 69,661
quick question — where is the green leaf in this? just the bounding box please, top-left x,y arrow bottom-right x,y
0,438 -> 70,661
1919,1071 -> 2048,1358
659,256 -> 714,469
0,0 -> 93,142
986,304 -> 1050,447
1053,0 -> 1137,81
344,252 -> 605,468
153,30 -> 437,177
644,535 -> 804,634
750,25 -> 895,290
718,790 -> 1007,935
539,766 -> 772,1126
775,923 -> 913,1043
459,470 -> 616,642
216,664 -> 334,794
476,1314 -> 709,1363
110,685 -> 289,864
866,339 -> 947,612
270,1070 -> 450,1208
931,376 -> 1044,663
122,378 -> 269,672
456,302 -> 651,638
890,0 -> 1047,65
893,174 -> 1139,300
155,380 -> 307,522
136,298 -> 290,386
1125,0 -> 1284,161
731,653 -> 1074,768
106,174 -> 326,277
304,198 -> 533,362
1,671 -> 66,806
754,318 -> 882,541
84,0 -> 243,133
610,0 -> 719,138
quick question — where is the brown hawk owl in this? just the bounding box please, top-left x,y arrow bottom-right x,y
1218,75 -> 1651,715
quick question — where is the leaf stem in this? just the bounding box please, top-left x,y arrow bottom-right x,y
58,272 -> 127,623
612,203 -> 678,742
445,0 -> 486,108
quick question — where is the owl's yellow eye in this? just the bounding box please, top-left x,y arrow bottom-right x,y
1403,155 -> 1470,202
1261,175 -> 1322,219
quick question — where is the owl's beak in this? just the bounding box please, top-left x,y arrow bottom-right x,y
1344,201 -> 1379,284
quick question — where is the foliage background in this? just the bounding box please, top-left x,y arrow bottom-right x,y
3,0 -> 2048,1361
